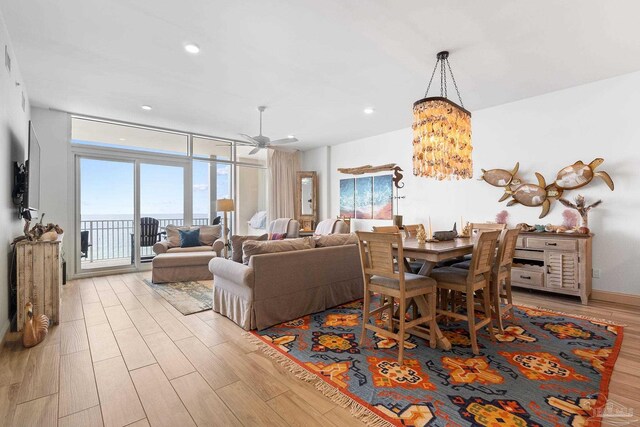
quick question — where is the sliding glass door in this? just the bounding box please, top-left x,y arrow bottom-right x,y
78,156 -> 188,272
139,162 -> 186,263
79,158 -> 135,270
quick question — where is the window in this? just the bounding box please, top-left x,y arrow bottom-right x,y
71,117 -> 188,155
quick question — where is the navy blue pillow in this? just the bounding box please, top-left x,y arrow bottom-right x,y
179,229 -> 201,248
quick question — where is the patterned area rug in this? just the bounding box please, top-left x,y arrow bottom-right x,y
248,298 -> 624,427
144,279 -> 212,315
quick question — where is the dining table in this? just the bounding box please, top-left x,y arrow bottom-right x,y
392,236 -> 477,351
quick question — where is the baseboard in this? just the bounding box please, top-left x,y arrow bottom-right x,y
591,289 -> 640,307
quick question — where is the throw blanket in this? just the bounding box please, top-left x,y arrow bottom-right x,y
270,218 -> 291,235
314,219 -> 338,236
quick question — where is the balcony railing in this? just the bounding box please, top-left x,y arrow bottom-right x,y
80,218 -> 209,265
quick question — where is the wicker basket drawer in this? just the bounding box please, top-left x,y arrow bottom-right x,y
511,267 -> 544,287
526,237 -> 577,251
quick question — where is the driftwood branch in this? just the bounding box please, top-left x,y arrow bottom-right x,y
337,163 -> 398,175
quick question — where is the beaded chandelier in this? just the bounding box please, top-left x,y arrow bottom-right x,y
412,51 -> 472,180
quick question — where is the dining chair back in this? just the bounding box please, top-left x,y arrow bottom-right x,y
470,222 -> 506,235
431,229 -> 501,354
372,225 -> 400,233
356,231 -> 437,364
491,228 -> 520,332
403,224 -> 422,239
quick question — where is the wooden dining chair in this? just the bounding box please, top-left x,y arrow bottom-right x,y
372,225 -> 400,233
448,222 -> 507,270
471,223 -> 507,234
356,231 -> 437,364
403,224 -> 422,239
491,228 -> 520,332
431,230 -> 501,355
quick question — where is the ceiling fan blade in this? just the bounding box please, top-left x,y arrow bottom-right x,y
249,147 -> 262,155
239,133 -> 260,145
269,137 -> 299,145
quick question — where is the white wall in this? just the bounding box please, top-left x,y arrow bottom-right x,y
0,11 -> 30,337
311,71 -> 640,296
30,108 -> 72,272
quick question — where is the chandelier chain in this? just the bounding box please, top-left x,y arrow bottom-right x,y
446,58 -> 464,108
424,59 -> 439,98
422,53 -> 465,108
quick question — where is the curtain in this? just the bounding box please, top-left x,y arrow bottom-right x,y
267,150 -> 300,221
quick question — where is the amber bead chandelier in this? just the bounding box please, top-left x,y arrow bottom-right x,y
413,51 -> 472,180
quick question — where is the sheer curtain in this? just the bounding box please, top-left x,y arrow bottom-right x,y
267,149 -> 300,221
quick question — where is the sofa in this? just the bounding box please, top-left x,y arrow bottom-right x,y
153,224 -> 225,256
209,235 -> 363,330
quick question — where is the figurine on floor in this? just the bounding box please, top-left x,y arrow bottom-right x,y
22,302 -> 49,348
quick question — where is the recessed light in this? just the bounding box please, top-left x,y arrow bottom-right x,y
287,135 -> 295,139
141,105 -> 152,111
364,107 -> 375,114
184,43 -> 200,54
119,138 -> 126,141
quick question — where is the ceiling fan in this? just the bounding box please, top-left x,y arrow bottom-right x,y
239,106 -> 298,155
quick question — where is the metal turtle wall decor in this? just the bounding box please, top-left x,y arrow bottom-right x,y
554,158 -> 614,191
505,172 -> 555,218
480,162 -> 521,188
480,158 -> 614,219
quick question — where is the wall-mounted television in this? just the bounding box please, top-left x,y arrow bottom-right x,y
25,121 -> 41,211
12,121 -> 41,217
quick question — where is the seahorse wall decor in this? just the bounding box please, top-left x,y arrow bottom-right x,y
480,158 -> 614,219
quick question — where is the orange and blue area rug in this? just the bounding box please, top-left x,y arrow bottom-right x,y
248,298 -> 624,427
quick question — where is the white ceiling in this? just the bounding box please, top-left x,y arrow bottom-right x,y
3,1 -> 640,149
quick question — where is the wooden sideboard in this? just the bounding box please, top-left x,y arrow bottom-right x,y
511,232 -> 592,304
15,240 -> 62,331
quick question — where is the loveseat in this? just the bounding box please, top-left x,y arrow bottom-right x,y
209,235 -> 363,330
152,224 -> 225,256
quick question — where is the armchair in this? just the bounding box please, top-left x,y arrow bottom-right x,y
267,218 -> 300,238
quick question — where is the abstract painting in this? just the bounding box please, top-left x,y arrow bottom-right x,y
373,174 -> 393,220
355,177 -> 373,219
339,178 -> 355,218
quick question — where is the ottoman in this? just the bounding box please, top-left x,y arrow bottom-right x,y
152,252 -> 217,283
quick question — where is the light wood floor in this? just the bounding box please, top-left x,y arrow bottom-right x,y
1,272 -> 638,427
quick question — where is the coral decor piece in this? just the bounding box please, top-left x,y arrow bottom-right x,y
22,302 -> 49,348
415,224 -> 427,244
559,195 -> 601,231
562,209 -> 579,229
495,210 -> 509,225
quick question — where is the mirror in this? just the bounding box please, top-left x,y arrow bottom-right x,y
296,171 -> 317,230
301,177 -> 313,215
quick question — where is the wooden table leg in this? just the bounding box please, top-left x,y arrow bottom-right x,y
411,295 -> 451,351
417,260 -> 436,276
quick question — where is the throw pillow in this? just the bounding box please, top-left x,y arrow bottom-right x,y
230,234 -> 267,263
179,229 -> 201,248
314,233 -> 358,248
268,232 -> 287,240
165,224 -> 189,247
242,237 -> 314,264
198,224 -> 222,246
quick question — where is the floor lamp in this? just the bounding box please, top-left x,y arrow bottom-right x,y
216,199 -> 235,259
